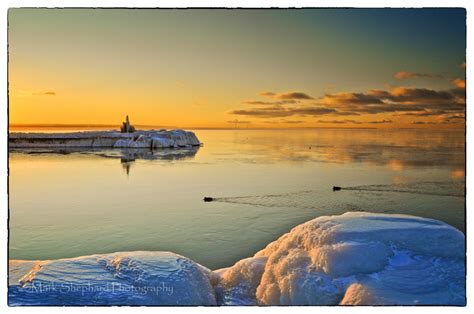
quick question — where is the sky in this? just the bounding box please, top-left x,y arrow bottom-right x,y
8,8 -> 466,129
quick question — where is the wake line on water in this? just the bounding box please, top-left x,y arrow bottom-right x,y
212,194 -> 317,210
209,181 -> 465,209
341,187 -> 463,197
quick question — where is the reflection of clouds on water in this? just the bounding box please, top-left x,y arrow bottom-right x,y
388,160 -> 404,171
392,176 -> 410,185
451,169 -> 465,179
342,181 -> 465,197
211,129 -> 465,171
286,142 -> 464,169
9,129 -> 467,264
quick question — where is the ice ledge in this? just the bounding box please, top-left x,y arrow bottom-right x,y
9,129 -> 201,149
9,212 -> 466,306
9,251 -> 217,306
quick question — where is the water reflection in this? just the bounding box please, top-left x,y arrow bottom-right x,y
198,129 -> 465,171
10,147 -> 200,176
121,159 -> 133,176
9,129 -> 465,268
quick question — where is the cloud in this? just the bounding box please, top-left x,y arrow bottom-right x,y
16,90 -> 56,96
243,100 -> 298,105
450,87 -> 466,99
393,71 -> 442,80
263,119 -> 305,124
231,86 -> 465,123
275,92 -> 314,100
262,119 -> 305,124
396,110 -> 447,117
387,87 -> 455,103
400,111 -> 465,125
317,119 -> 392,125
319,92 -> 384,105
368,119 -> 392,124
394,71 -> 421,80
443,114 -> 465,121
230,107 -> 292,118
452,78 -> 466,89
284,120 -> 304,124
438,113 -> 465,124
230,105 -> 336,118
332,111 -> 361,116
316,87 -> 464,115
318,119 -> 361,124
258,91 -> 314,100
412,121 -> 438,125
227,119 -> 252,124
292,107 -> 337,115
258,91 -> 276,97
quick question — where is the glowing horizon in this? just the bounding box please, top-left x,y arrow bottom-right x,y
8,9 -> 466,129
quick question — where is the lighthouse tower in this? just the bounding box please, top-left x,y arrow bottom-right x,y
120,115 -> 136,133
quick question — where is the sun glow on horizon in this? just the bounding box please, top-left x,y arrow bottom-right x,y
8,9 -> 465,130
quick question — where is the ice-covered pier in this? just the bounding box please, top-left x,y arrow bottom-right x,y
9,116 -> 201,149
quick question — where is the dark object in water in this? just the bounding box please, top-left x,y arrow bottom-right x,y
203,197 -> 214,202
333,186 -> 342,191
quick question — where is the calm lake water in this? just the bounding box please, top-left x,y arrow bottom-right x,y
9,128 -> 465,269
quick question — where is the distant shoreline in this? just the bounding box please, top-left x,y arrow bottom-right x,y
9,124 -> 464,131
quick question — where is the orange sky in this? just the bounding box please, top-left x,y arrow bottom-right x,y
8,9 -> 466,129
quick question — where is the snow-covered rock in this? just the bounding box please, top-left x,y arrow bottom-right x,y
9,130 -> 201,149
113,134 -> 153,148
151,137 -> 176,148
213,256 -> 268,305
9,212 -> 465,306
214,212 -> 465,306
9,252 -> 216,306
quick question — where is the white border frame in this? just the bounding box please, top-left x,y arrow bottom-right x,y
0,1 -> 471,313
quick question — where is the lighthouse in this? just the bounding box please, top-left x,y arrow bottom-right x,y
120,115 -> 136,133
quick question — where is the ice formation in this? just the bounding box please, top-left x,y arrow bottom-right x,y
9,212 -> 465,306
9,251 -> 216,306
9,129 -> 200,149
215,212 -> 465,306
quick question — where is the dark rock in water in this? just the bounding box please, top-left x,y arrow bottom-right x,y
333,186 -> 342,191
203,197 -> 214,202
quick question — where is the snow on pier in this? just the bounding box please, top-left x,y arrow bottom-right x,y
9,129 -> 201,149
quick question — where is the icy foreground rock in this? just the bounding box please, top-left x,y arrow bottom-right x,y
215,212 -> 465,306
9,252 -> 216,306
9,212 -> 465,306
9,129 -> 200,149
